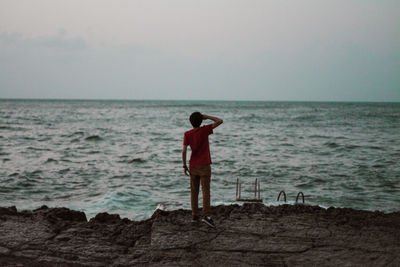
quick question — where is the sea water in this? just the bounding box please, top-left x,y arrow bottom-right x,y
0,100 -> 399,220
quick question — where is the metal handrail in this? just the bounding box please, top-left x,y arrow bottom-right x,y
296,192 -> 305,204
236,178 -> 240,199
254,178 -> 257,199
277,190 -> 287,202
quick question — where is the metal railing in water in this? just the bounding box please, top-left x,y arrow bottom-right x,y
235,180 -> 306,205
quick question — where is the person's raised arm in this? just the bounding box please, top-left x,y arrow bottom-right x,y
202,114 -> 223,129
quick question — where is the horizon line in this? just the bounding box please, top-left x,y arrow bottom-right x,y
0,97 -> 399,104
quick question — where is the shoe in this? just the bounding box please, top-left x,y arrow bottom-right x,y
202,216 -> 216,228
192,215 -> 200,223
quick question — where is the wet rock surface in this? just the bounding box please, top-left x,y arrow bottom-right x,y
0,204 -> 399,266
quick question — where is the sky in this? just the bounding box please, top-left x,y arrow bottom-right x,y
0,0 -> 399,101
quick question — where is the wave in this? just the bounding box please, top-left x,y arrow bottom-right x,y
239,114 -> 265,121
332,174 -> 349,179
372,164 -> 385,169
30,170 -> 43,175
111,174 -> 131,179
324,142 -> 339,148
38,137 -> 52,142
280,143 -> 294,147
15,179 -> 36,188
344,144 -> 360,150
27,147 -> 51,151
324,143 -> 382,151
85,135 -> 102,141
291,114 -> 320,122
296,183 -> 313,189
313,178 -> 327,184
67,131 -> 85,137
117,157 -> 147,164
0,125 -> 28,131
309,135 -> 330,139
45,158 -> 58,163
58,168 -> 71,174
87,150 -> 100,154
367,145 -> 384,150
129,158 -> 146,164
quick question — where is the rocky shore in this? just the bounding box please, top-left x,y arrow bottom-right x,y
0,203 -> 399,266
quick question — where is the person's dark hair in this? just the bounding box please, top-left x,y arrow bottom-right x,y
190,112 -> 202,128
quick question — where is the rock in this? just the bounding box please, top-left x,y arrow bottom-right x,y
90,212 -> 121,223
34,207 -> 87,222
35,205 -> 49,210
0,204 -> 399,266
0,206 -> 17,216
0,246 -> 11,255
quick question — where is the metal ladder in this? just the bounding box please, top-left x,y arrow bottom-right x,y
235,178 -> 262,202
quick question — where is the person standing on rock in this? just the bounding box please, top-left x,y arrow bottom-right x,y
182,112 -> 223,228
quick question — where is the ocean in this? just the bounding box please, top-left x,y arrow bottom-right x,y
0,99 -> 399,220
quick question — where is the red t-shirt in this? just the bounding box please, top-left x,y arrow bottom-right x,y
183,124 -> 213,168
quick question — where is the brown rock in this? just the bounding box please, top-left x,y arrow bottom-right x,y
0,204 -> 399,266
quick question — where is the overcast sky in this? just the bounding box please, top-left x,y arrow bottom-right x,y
0,0 -> 399,101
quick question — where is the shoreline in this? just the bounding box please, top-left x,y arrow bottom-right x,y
1,203 -> 399,266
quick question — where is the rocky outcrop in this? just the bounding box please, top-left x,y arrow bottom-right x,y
0,204 -> 399,266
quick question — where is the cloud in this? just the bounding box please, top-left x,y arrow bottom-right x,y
0,31 -> 164,99
0,30 -> 87,52
0,27 -> 398,101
